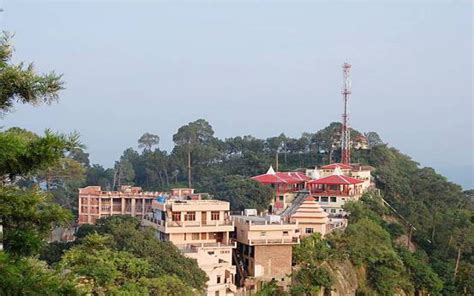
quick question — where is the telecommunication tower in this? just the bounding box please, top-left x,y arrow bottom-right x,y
340,62 -> 352,164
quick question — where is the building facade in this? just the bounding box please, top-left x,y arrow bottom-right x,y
232,214 -> 299,291
142,197 -> 237,296
78,185 -> 158,224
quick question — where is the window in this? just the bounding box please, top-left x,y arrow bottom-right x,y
331,209 -> 336,213
192,233 -> 200,240
283,231 -> 289,236
185,211 -> 196,221
314,196 -> 320,202
342,198 -> 346,201
208,251 -> 215,255
201,233 -> 207,240
321,196 -> 329,202
305,228 -> 314,234
216,276 -> 221,284
330,196 -> 337,203
211,211 -> 220,220
172,212 -> 181,221
261,231 -> 266,237
279,195 -> 284,201
215,291 -> 220,296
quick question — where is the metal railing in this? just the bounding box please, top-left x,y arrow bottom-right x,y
248,237 -> 299,245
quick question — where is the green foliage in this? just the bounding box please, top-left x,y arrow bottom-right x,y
0,186 -> 72,256
138,132 -> 160,151
292,233 -> 333,295
0,252 -> 79,295
211,175 -> 274,211
0,128 -> 80,179
0,33 -> 63,113
39,241 -> 75,265
397,248 -> 443,294
255,279 -> 288,296
74,216 -> 208,291
59,233 -> 152,293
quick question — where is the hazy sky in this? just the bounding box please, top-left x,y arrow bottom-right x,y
1,1 -> 473,188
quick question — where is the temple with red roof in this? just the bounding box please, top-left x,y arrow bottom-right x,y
252,162 -> 373,215
251,166 -> 310,212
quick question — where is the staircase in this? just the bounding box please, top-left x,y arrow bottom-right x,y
232,249 -> 248,287
280,190 -> 310,218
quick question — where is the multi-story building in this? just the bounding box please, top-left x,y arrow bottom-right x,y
232,213 -> 299,291
142,197 -> 236,296
78,185 -> 158,224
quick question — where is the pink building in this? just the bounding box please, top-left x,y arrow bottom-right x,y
78,185 -> 159,224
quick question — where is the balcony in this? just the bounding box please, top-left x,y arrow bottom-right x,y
142,215 -> 234,233
179,242 -> 236,253
247,237 -> 300,246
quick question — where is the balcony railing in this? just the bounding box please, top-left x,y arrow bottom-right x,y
179,242 -> 236,253
248,237 -> 300,245
310,189 -> 362,196
143,214 -> 233,228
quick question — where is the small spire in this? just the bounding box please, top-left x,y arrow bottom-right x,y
267,165 -> 276,175
312,167 -> 320,180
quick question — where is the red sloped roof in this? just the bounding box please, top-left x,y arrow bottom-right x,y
251,171 -> 310,184
276,172 -> 310,183
307,174 -> 364,185
320,163 -> 353,170
251,173 -> 287,184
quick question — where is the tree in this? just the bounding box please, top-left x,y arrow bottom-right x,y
138,132 -> 160,151
0,252 -> 79,295
292,233 -> 334,295
212,175 -> 274,211
85,164 -> 114,190
75,216 -> 208,291
172,119 -> 217,188
37,158 -> 85,191
0,186 -> 72,257
0,33 -> 63,113
365,132 -> 383,148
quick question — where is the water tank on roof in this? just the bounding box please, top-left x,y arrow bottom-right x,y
266,215 -> 281,224
156,196 -> 166,203
244,209 -> 258,216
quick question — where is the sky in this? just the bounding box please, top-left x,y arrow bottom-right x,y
1,0 -> 473,189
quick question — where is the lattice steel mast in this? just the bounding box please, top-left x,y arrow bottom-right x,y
341,62 -> 352,164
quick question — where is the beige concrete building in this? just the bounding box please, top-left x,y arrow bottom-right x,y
232,214 -> 299,291
78,185 -> 158,224
143,197 -> 236,296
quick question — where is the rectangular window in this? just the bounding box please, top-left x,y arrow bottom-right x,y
211,211 -> 220,220
216,275 -> 221,284
314,196 -> 320,202
331,209 -> 336,213
283,231 -> 289,236
261,231 -> 266,237
321,196 -> 329,202
279,195 -> 284,201
201,232 -> 207,240
185,211 -> 196,221
330,196 -> 337,202
172,212 -> 181,221
192,233 -> 200,240
305,228 -> 314,234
